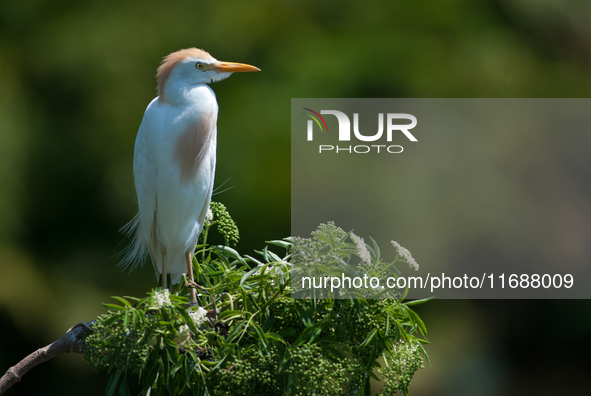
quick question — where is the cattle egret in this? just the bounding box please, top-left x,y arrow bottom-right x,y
122,48 -> 260,303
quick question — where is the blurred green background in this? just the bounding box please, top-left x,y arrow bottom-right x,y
1,0 -> 590,395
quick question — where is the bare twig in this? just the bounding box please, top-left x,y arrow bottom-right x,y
0,322 -> 93,395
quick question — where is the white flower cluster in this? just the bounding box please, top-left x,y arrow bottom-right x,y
189,306 -> 208,327
350,232 -> 372,265
154,289 -> 171,307
391,241 -> 419,271
393,339 -> 420,366
393,339 -> 419,353
205,208 -> 214,225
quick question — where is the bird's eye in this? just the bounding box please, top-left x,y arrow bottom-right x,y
195,62 -> 204,70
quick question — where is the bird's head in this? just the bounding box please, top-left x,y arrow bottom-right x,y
156,48 -> 260,103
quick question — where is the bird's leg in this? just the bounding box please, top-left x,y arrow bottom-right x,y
161,250 -> 168,290
186,251 -> 198,306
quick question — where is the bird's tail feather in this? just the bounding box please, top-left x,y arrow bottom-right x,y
119,213 -> 149,272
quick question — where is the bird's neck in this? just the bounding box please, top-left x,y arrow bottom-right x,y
160,80 -> 216,107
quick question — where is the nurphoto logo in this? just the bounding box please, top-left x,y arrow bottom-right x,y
302,108 -> 418,154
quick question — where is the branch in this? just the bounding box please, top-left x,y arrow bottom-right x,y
0,322 -> 93,395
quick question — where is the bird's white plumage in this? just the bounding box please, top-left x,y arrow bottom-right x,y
134,89 -> 217,283
122,48 -> 259,286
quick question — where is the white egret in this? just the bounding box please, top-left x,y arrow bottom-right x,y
122,48 -> 259,303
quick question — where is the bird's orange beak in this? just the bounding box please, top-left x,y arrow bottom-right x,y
212,61 -> 260,73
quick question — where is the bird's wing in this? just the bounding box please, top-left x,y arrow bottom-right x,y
197,142 -> 217,228
129,99 -> 161,273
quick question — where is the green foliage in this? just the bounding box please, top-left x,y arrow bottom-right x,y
206,201 -> 240,246
84,209 -> 429,395
291,221 -> 422,300
380,341 -> 425,395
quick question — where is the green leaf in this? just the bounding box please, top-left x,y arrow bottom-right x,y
218,310 -> 245,321
203,270 -> 225,276
266,240 -> 291,248
111,296 -> 132,307
406,307 -> 428,337
262,316 -> 276,332
404,296 -> 434,306
251,323 -> 270,353
358,328 -> 378,348
244,254 -> 264,266
369,236 -> 380,261
240,265 -> 262,285
143,353 -> 161,390
366,341 -> 380,372
122,296 -> 143,302
212,245 -> 247,265
225,321 -> 247,343
367,368 -> 380,381
417,341 -> 431,365
266,332 -> 286,344
294,302 -> 314,327
324,345 -> 346,360
259,246 -> 270,262
184,355 -> 192,388
131,310 -> 139,328
363,376 -> 371,396
162,347 -> 171,384
318,244 -> 331,254
118,378 -> 131,396
102,303 -> 127,312
123,311 -> 130,330
264,250 -> 283,263
291,321 -> 326,347
278,349 -> 292,375
401,283 -> 409,300
105,372 -> 121,396
205,351 -> 233,377
104,315 -> 121,327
